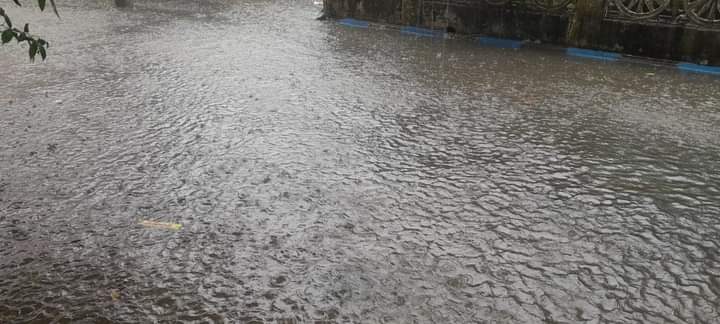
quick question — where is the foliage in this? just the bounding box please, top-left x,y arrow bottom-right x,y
1,0 -> 58,61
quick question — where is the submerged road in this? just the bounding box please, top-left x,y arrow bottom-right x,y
1,0 -> 720,323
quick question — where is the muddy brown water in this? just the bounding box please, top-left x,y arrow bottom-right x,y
1,0 -> 720,323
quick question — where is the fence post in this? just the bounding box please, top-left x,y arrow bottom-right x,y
567,0 -> 606,47
402,0 -> 419,26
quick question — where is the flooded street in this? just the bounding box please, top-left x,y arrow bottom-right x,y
2,0 -> 720,322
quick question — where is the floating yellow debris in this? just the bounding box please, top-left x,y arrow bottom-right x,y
139,220 -> 182,231
110,290 -> 120,301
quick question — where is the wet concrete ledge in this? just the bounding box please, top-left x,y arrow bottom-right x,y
323,0 -> 720,67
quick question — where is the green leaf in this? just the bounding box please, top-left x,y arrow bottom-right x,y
39,46 -> 46,60
13,0 -> 22,6
1,29 -> 13,44
23,23 -> 29,33
29,41 -> 38,60
49,0 -> 59,17
3,13 -> 12,28
38,0 -> 46,11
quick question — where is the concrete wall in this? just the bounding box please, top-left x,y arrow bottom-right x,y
324,0 -> 720,66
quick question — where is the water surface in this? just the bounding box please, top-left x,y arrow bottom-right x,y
1,1 -> 719,323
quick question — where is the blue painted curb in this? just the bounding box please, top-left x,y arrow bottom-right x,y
478,37 -> 523,49
677,63 -> 720,76
338,18 -> 370,28
333,19 -> 720,77
401,26 -> 445,38
566,48 -> 621,62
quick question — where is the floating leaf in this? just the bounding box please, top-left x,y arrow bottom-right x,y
39,46 -> 46,60
39,0 -> 46,11
23,23 -> 28,33
12,0 -> 21,7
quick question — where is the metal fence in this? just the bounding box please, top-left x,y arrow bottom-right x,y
605,0 -> 720,30
420,0 -> 574,11
418,0 -> 720,29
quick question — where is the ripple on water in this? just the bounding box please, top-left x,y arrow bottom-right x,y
1,0 -> 720,323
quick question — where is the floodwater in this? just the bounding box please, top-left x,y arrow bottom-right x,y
1,0 -> 720,323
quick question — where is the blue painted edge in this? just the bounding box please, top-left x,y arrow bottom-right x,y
478,37 -> 523,49
401,26 -> 444,38
677,63 -> 720,76
338,18 -> 370,29
566,48 -> 621,62
335,22 -> 720,77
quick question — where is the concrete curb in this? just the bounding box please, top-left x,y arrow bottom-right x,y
478,37 -> 523,49
566,48 -> 621,62
338,18 -> 370,28
677,63 -> 720,76
400,26 -> 445,38
334,19 -> 720,77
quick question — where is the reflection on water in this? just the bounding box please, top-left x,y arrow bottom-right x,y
1,0 -> 719,323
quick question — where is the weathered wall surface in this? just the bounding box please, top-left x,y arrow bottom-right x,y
323,0 -> 402,24
324,0 -> 720,66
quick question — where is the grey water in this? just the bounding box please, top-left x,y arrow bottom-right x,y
1,0 -> 719,323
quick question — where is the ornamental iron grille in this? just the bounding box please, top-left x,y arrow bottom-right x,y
420,0 -> 576,16
417,0 -> 720,29
605,0 -> 720,30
